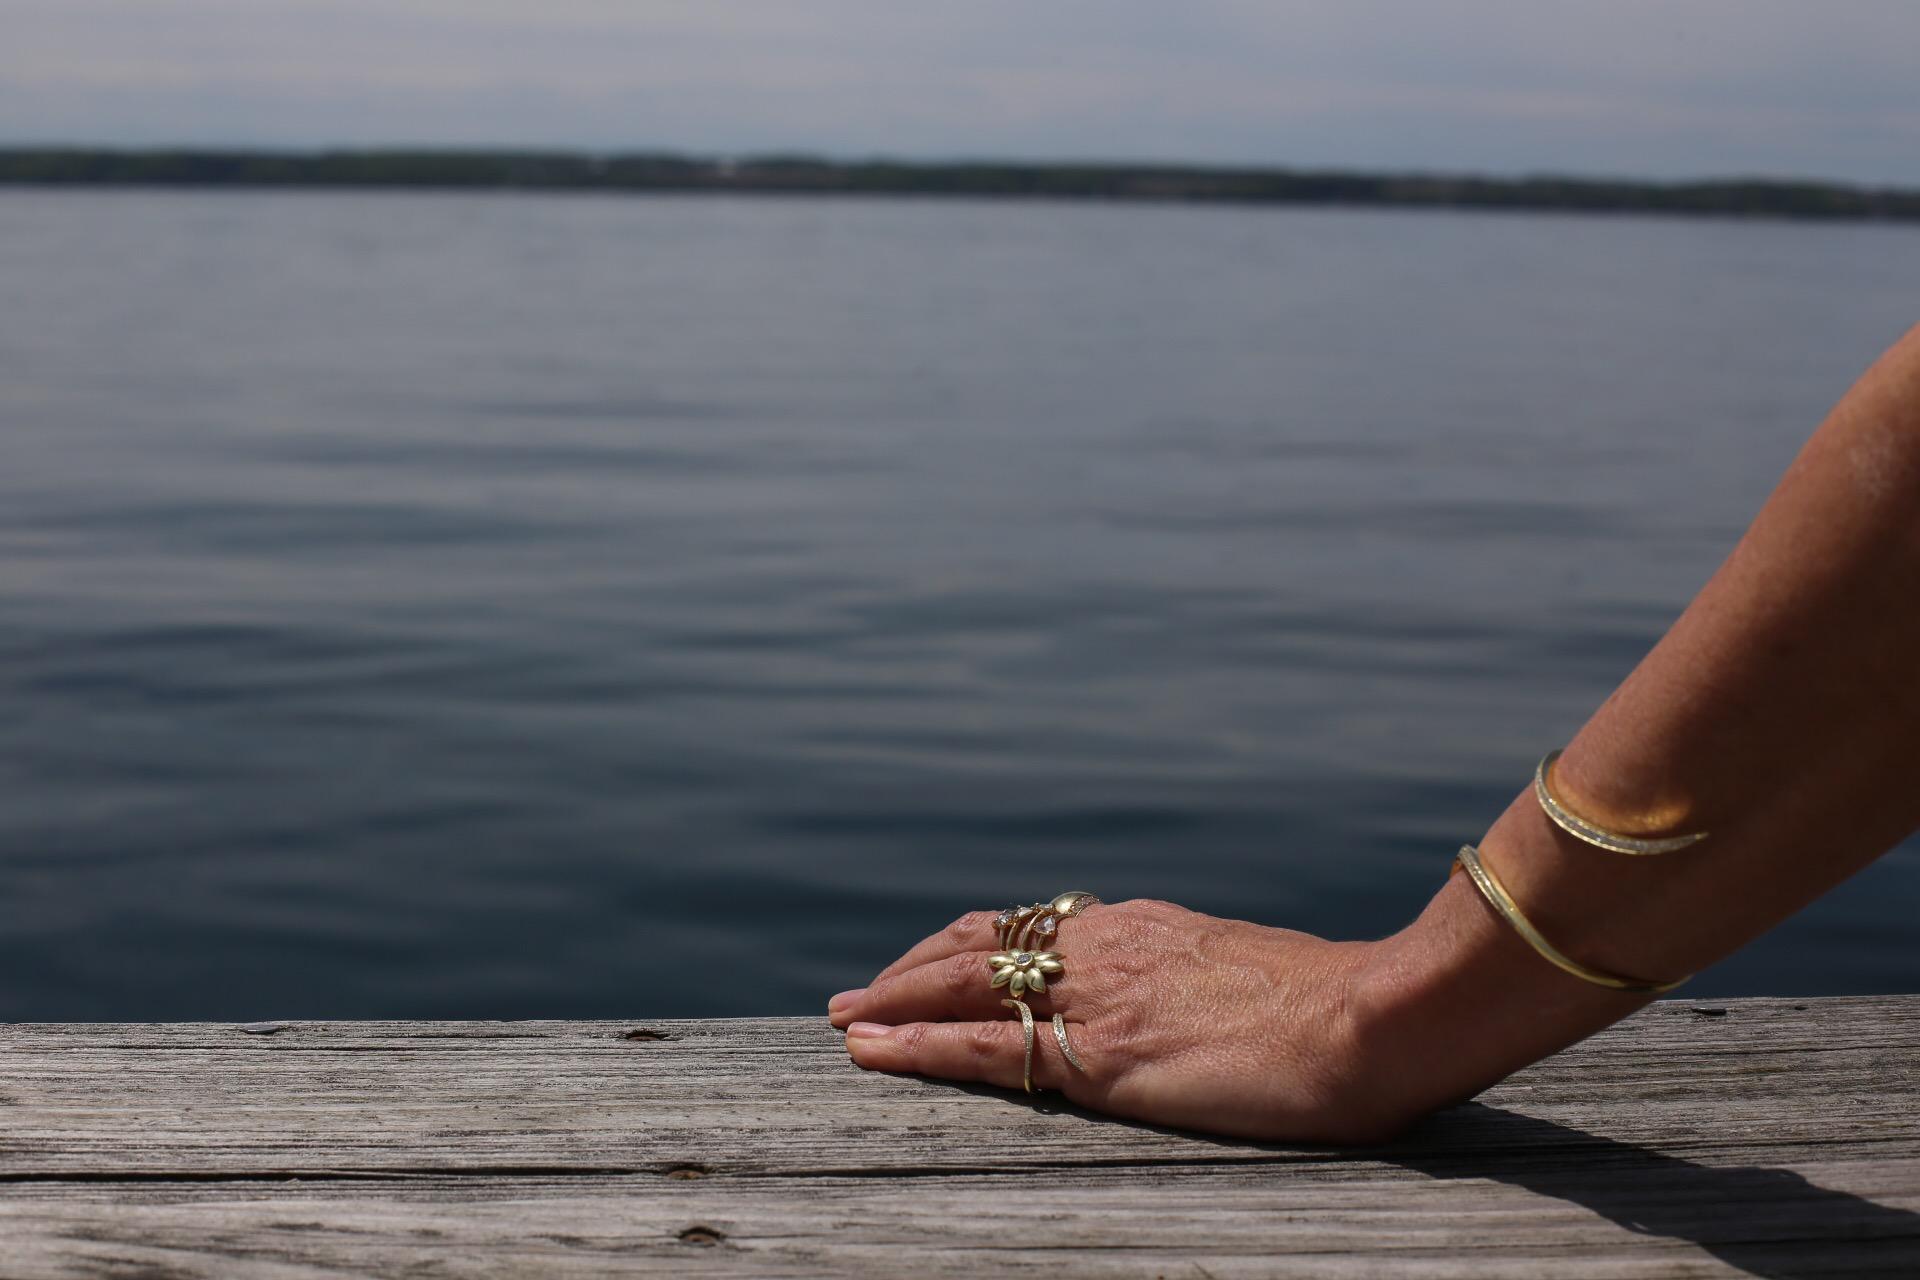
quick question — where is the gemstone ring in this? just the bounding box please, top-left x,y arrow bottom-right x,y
986,891 -> 1099,1001
984,891 -> 1099,1093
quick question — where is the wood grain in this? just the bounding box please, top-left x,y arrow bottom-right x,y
3,997 -> 1917,1276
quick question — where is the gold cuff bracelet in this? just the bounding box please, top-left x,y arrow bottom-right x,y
1535,749 -> 1708,855
1454,845 -> 1687,995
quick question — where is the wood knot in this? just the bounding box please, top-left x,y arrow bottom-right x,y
623,1028 -> 671,1042
664,1164 -> 708,1180
677,1225 -> 725,1246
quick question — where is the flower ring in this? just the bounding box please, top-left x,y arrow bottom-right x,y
988,948 -> 1063,998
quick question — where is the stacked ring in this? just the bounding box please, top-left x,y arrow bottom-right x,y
986,891 -> 1099,1092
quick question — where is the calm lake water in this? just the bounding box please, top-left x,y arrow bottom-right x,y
2,191 -> 1917,1019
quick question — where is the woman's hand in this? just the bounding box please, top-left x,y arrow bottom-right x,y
843,329 -> 1920,1143
826,898 -> 1410,1143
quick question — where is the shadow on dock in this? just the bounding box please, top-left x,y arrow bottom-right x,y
1394,1104 -> 1920,1278
984,1083 -> 1920,1276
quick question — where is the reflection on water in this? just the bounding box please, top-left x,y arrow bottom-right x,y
1,192 -> 1916,1018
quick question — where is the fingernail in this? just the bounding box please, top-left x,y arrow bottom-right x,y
846,1022 -> 892,1040
828,988 -> 866,1013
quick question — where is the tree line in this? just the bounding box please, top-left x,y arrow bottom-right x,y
3,148 -> 1915,221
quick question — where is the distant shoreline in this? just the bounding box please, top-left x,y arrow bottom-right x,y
3,147 -> 1917,223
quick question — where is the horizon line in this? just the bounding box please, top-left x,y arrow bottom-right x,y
2,142 -> 1915,196
4,146 -> 1917,223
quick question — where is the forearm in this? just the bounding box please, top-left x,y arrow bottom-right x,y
1354,324 -> 1920,1120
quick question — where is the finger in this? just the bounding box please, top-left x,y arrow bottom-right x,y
830,951 -> 1069,1029
844,1018 -> 1084,1094
860,899 -> 1108,993
865,909 -> 1002,987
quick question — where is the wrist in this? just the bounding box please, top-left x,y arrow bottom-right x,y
1349,830 -> 1655,1122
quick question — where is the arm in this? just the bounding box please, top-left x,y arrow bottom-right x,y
1357,320 -> 1920,1121
829,324 -> 1920,1141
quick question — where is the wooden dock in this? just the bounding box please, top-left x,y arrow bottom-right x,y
3,996 -> 1917,1276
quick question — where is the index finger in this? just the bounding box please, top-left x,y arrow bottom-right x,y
865,909 -> 1001,987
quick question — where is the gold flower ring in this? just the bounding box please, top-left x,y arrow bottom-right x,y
988,948 -> 1063,998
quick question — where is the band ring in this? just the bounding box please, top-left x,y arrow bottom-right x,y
1002,998 -> 1037,1093
993,891 -> 1100,951
1051,1013 -> 1085,1072
1001,1002 -> 1087,1094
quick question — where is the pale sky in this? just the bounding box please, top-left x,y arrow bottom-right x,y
4,1 -> 1917,184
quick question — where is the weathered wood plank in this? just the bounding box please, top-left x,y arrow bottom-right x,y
2,997 -> 1917,1275
1,1158 -> 1917,1277
3,999 -> 1917,1176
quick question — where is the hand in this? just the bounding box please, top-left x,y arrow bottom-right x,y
827,898 -> 1407,1143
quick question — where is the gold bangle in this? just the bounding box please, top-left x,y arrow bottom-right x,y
1535,750 -> 1708,856
1454,845 -> 1688,995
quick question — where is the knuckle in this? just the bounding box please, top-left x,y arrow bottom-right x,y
1089,940 -> 1155,982
1058,1021 -> 1128,1090
946,911 -> 991,944
964,1023 -> 1007,1063
943,953 -> 982,998
1089,906 -> 1185,956
1086,1032 -> 1128,1080
1093,1006 -> 1149,1054
891,1022 -> 930,1058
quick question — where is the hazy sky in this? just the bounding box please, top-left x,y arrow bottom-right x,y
5,1 -> 1917,183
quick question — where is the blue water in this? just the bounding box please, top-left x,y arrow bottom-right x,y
2,191 -> 1916,1019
